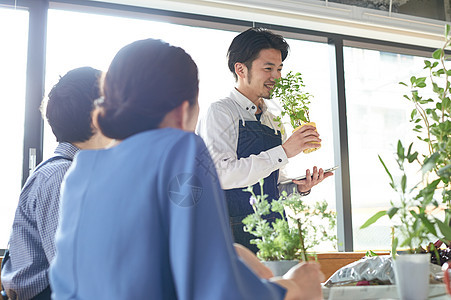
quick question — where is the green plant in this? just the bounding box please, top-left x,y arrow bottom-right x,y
360,25 -> 451,256
271,71 -> 312,129
242,179 -> 337,261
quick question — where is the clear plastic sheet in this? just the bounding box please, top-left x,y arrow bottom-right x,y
324,255 -> 445,287
324,255 -> 395,287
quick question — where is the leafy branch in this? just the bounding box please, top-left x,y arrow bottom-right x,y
361,25 -> 451,256
243,180 -> 337,261
271,71 -> 312,128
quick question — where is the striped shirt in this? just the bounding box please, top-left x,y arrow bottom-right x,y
1,142 -> 79,300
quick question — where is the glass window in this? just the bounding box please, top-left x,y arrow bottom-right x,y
45,9 -> 336,251
344,46 -> 433,251
274,38 -> 336,252
44,9 -> 237,158
0,7 -> 29,248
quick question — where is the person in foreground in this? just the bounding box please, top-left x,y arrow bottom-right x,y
1,67 -> 111,300
49,39 -> 324,300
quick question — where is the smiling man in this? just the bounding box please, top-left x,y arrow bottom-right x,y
196,27 -> 332,252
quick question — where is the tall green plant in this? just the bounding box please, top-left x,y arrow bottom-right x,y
360,25 -> 451,255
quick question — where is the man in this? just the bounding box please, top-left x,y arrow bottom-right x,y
1,67 -> 111,300
197,27 -> 333,252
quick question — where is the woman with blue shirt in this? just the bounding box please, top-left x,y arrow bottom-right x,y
49,38 -> 323,300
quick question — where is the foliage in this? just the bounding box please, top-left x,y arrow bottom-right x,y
360,25 -> 451,255
271,71 -> 312,129
242,179 -> 337,261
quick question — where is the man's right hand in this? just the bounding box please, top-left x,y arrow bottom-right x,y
271,262 -> 324,300
281,125 -> 321,158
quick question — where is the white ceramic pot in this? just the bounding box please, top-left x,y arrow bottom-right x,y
262,260 -> 299,277
393,253 -> 430,300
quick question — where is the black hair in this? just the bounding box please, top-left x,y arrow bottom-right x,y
227,27 -> 289,81
97,38 -> 199,140
45,67 -> 101,142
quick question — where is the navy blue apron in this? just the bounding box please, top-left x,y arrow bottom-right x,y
224,114 -> 282,253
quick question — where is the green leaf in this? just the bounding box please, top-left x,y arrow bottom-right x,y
410,76 -> 416,85
410,109 -> 417,119
366,250 -> 379,257
387,207 -> 399,219
415,77 -> 427,85
407,151 -> 418,163
407,142 -> 413,157
360,210 -> 386,229
418,215 -> 437,236
446,24 -> 450,37
422,152 -> 440,174
401,174 -> 407,193
435,218 -> 451,241
378,155 -> 394,185
392,237 -> 398,258
433,82 -> 440,93
397,140 -> 405,160
438,164 -> 451,177
399,82 -> 408,86
443,97 -> 451,110
432,48 -> 442,60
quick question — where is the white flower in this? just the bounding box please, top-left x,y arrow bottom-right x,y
249,196 -> 258,206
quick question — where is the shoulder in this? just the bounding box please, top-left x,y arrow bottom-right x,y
207,97 -> 235,115
24,158 -> 72,189
120,129 -> 206,158
201,97 -> 241,124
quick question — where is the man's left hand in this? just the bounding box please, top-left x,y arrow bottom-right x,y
292,166 -> 333,194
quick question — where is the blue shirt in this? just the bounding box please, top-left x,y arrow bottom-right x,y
50,128 -> 286,300
1,143 -> 79,300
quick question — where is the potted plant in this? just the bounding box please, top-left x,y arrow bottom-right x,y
242,179 -> 337,276
360,24 -> 451,299
271,71 -> 321,153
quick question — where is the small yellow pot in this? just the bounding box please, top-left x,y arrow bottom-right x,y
293,121 -> 321,153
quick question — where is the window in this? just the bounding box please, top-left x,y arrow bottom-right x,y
44,9 -> 238,158
344,46 -> 432,251
4,1 -> 439,253
44,9 -> 336,251
0,7 -> 29,248
276,38 -> 336,251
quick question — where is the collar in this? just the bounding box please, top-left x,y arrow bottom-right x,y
230,88 -> 268,116
54,142 -> 80,160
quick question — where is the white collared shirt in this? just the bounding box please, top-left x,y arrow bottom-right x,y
196,88 -> 294,191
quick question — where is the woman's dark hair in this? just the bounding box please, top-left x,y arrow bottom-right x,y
45,67 -> 101,143
98,38 -> 199,140
227,27 -> 289,81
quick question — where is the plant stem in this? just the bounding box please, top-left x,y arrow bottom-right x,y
296,218 -> 307,262
412,93 -> 433,155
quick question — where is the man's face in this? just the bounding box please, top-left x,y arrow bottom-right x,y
239,48 -> 283,102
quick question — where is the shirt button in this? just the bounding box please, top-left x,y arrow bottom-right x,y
252,105 -> 255,109
246,107 -> 249,110
278,158 -> 282,163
